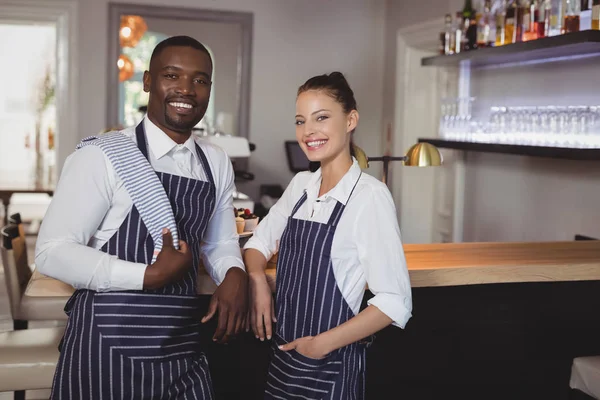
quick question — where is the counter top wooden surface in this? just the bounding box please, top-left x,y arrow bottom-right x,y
25,241 -> 600,297
266,241 -> 600,288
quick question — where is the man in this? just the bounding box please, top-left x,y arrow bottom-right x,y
35,36 -> 248,399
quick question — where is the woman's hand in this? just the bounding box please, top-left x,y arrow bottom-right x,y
249,271 -> 276,341
279,336 -> 330,360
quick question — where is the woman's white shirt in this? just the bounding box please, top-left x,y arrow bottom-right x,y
244,159 -> 412,328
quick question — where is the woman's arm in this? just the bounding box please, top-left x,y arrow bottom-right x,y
243,174 -> 304,340
244,249 -> 276,340
279,305 -> 391,358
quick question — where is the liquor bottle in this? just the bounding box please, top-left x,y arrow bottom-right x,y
523,0 -> 537,40
442,14 -> 455,54
455,11 -> 464,53
549,0 -> 564,35
462,0 -> 478,50
563,0 -> 581,32
477,0 -> 494,47
505,0 -> 525,42
496,0 -> 508,45
593,0 -> 600,29
537,0 -> 552,37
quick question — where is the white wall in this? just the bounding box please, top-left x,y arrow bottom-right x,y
463,57 -> 600,242
382,0 -> 461,148
75,0 -> 386,199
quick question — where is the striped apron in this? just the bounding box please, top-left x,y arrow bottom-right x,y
266,174 -> 367,400
51,122 -> 216,400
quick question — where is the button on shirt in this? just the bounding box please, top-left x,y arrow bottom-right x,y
244,159 -> 412,328
35,117 -> 244,292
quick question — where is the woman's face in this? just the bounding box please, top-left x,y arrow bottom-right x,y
295,89 -> 358,165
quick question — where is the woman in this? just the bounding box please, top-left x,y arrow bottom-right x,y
243,72 -> 412,400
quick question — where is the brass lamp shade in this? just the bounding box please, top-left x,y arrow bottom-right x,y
120,15 -> 148,48
118,54 -> 135,82
403,142 -> 443,167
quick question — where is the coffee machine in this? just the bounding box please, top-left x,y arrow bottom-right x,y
199,133 -> 255,212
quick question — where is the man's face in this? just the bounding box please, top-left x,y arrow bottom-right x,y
143,46 -> 212,136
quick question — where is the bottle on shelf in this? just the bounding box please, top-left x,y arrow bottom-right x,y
462,0 -> 479,50
563,0 -> 581,32
523,0 -> 540,40
477,0 -> 495,47
580,0 -> 592,30
549,0 -> 564,35
495,0 -> 509,45
439,14 -> 451,55
593,0 -> 600,29
444,14 -> 454,54
505,0 -> 525,43
440,14 -> 454,55
537,0 -> 552,37
455,11 -> 464,53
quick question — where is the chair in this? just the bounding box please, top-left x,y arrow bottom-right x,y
0,224 -> 71,330
0,326 -> 63,398
570,356 -> 600,399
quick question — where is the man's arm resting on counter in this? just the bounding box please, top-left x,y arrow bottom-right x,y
199,149 -> 247,343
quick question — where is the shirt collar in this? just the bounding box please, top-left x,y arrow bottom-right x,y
143,116 -> 198,161
304,158 -> 362,205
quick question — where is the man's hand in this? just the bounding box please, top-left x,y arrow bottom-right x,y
279,336 -> 330,360
201,267 -> 248,343
143,228 -> 193,290
249,271 -> 276,341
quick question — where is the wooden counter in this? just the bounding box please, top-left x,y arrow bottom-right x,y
264,240 -> 600,288
26,241 -> 600,296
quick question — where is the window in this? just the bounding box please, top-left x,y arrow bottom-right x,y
0,23 -> 57,188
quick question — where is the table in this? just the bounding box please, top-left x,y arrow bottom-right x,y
0,188 -> 54,226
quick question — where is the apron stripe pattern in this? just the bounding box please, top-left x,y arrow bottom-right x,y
266,173 -> 367,400
51,122 -> 216,399
76,131 -> 179,262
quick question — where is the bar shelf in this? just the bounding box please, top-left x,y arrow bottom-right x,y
417,138 -> 600,161
421,30 -> 600,69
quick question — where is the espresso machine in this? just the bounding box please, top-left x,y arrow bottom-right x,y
198,133 -> 255,212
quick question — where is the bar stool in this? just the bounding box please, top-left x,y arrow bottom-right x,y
0,224 -> 71,330
570,356 -> 600,399
0,326 -> 63,399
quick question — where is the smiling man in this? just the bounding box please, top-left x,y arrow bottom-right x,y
36,36 -> 248,399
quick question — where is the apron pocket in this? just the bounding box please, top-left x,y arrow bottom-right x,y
92,292 -> 202,361
267,334 -> 342,400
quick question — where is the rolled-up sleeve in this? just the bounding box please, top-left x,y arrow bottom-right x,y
200,149 -> 244,286
355,186 -> 412,328
243,175 -> 299,261
35,146 -> 148,291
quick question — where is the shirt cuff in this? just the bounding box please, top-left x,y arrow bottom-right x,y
209,256 -> 245,286
367,293 -> 412,329
109,257 -> 148,291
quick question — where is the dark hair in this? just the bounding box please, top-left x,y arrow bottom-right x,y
149,35 -> 213,70
298,72 -> 358,167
